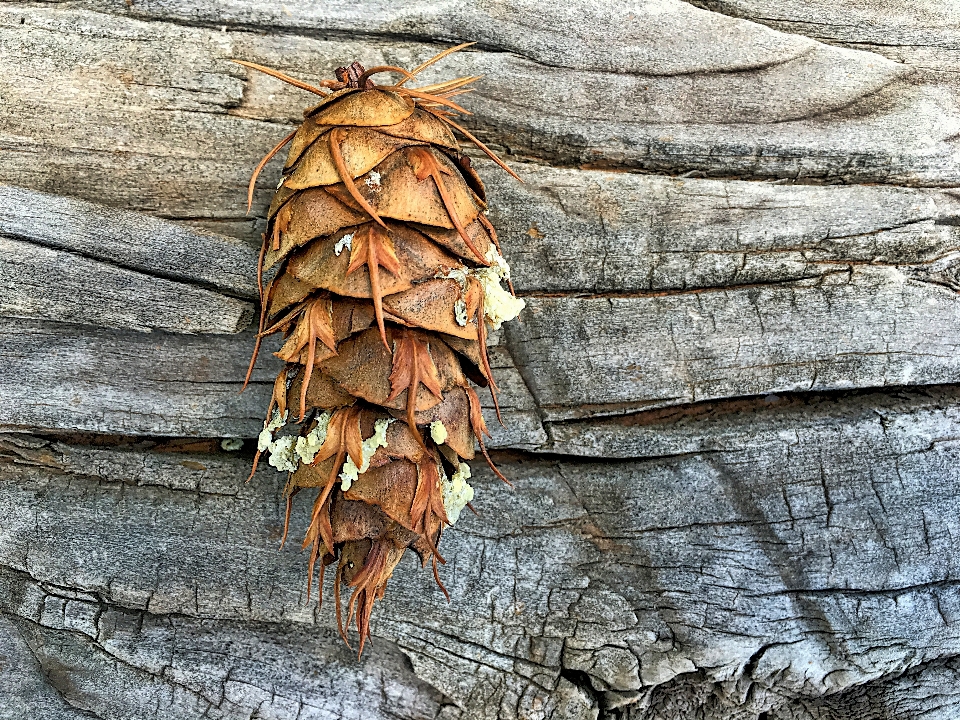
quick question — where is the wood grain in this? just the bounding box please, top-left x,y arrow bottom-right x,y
3,1 -> 960,718
7,259 -> 960,440
1,2 -> 957,236
0,184 -> 259,298
0,236 -> 252,333
3,385 -> 960,718
690,0 -> 960,79
511,266 -> 960,420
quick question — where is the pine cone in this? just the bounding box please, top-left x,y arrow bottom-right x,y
238,48 -> 524,652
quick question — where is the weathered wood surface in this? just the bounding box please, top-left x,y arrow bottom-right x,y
4,389 -> 960,718
0,236 -> 252,333
0,185 -> 259,298
2,1 -> 959,221
690,1 -> 960,79
2,1 -> 960,718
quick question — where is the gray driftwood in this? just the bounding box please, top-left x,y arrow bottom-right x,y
1,2 -> 959,719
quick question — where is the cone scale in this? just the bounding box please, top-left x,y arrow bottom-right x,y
240,51 -> 524,652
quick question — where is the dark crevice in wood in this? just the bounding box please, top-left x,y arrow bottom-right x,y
485,446 -> 723,468
5,383 -> 960,464
0,609 -> 106,720
549,384 -> 960,430
516,270 -> 852,300
0,431 -> 244,455
559,665 -> 604,712
754,577 -> 960,599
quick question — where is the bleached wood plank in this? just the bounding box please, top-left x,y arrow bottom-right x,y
0,320 -> 279,437
0,318 -> 545,447
79,0 -> 817,75
3,258 -> 960,435
492,168 -> 960,293
0,2 -> 956,238
2,385 -> 960,717
0,236 -> 252,333
9,165 -> 958,300
0,184 -> 259,299
509,266 -> 960,420
3,4 -> 960,717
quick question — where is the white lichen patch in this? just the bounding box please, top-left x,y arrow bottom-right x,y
340,417 -> 394,491
430,420 -> 448,445
258,409 -> 288,453
259,410 -> 339,475
295,411 -> 332,465
454,299 -> 468,326
442,247 -> 525,330
334,232 -> 353,256
267,435 -> 299,473
220,438 -> 243,452
440,460 -> 474,525
476,268 -> 525,330
484,246 -> 511,278
475,247 -> 525,330
365,171 -> 381,191
444,265 -> 468,292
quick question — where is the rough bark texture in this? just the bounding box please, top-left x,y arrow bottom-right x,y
1,2 -> 959,718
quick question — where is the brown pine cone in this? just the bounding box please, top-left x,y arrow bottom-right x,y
237,47 -> 524,653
